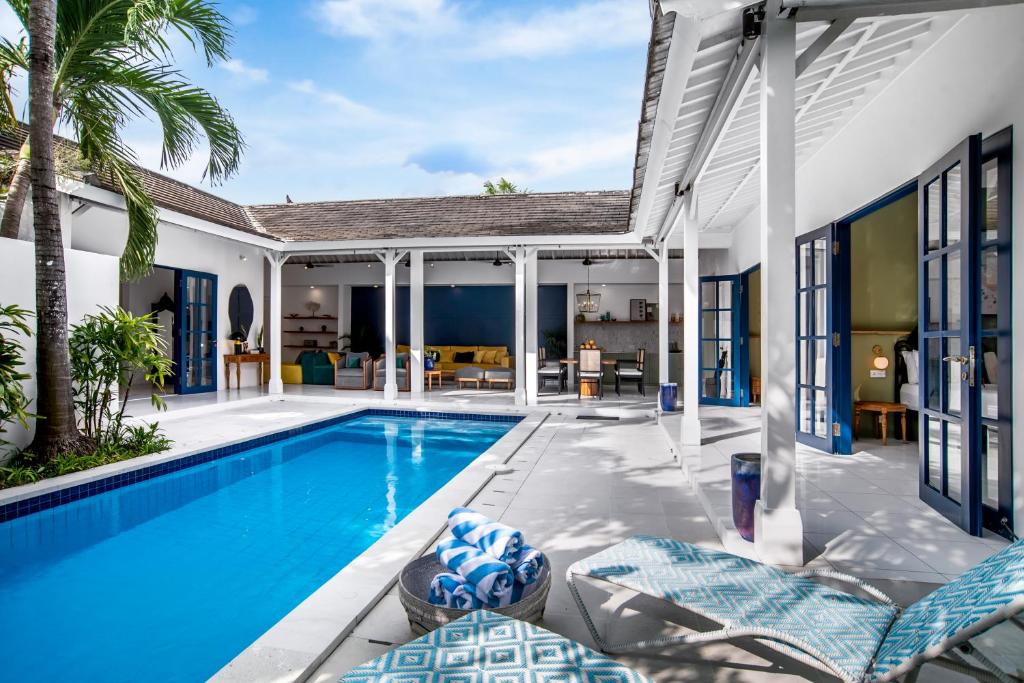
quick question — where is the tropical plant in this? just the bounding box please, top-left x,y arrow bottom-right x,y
0,0 -> 245,282
69,306 -> 171,442
482,177 -> 528,195
22,0 -> 86,460
0,303 -> 33,440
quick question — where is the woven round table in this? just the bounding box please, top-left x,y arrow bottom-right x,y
398,554 -> 551,635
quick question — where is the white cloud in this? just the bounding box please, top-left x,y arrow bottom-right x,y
220,58 -> 269,83
520,131 -> 636,182
287,79 -> 386,126
231,4 -> 259,27
314,0 -> 453,39
311,0 -> 648,60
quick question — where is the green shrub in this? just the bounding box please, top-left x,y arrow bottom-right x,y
0,303 -> 34,441
70,306 -> 172,443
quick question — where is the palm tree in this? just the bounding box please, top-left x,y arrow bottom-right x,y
482,177 -> 528,195
0,0 -> 244,282
26,0 -> 83,457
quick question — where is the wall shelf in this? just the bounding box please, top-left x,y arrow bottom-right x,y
284,330 -> 337,335
575,320 -> 682,325
284,315 -> 337,320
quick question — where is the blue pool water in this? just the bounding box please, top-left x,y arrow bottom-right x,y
0,413 -> 514,682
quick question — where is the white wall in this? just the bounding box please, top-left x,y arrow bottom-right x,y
0,236 -> 119,455
69,205 -> 267,389
572,283 -> 685,322
720,6 -> 1024,531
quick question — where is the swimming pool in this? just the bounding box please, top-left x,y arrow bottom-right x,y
0,410 -> 517,682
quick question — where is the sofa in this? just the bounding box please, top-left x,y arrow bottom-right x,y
334,351 -> 372,389
296,350 -> 335,385
373,352 -> 411,391
397,345 -> 512,372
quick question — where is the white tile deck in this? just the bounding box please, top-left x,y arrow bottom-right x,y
109,389 -> 1013,680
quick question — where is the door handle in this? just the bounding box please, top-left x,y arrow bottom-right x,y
942,355 -> 967,364
942,349 -> 975,387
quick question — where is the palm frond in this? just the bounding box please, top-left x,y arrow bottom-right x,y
161,0 -> 232,65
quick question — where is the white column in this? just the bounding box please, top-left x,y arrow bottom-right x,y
410,250 -> 425,394
658,242 -> 670,386
755,3 -> 803,566
566,281 -> 575,389
682,206 -> 701,444
265,251 -> 285,395
525,248 -> 539,404
382,249 -> 398,401
513,248 -> 526,406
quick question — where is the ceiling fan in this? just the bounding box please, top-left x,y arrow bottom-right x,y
491,251 -> 512,266
302,262 -> 334,270
581,250 -> 608,267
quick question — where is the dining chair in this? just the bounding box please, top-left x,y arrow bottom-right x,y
578,348 -> 603,400
537,346 -> 567,394
615,348 -> 645,396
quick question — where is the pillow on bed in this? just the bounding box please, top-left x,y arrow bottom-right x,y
902,350 -> 920,385
984,351 -> 998,385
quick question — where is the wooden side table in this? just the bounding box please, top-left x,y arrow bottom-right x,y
425,369 -> 442,391
224,353 -> 269,390
854,401 -> 908,447
750,376 -> 761,404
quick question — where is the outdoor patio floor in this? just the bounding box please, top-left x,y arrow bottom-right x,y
131,389 -> 1011,681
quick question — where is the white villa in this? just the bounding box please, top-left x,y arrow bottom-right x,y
1,1 -> 1023,681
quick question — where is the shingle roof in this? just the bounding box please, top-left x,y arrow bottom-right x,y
0,127 -> 268,239
246,191 -> 631,242
1,129 -> 631,243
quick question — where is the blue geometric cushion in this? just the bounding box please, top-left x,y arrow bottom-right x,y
340,610 -> 652,682
569,535 -> 898,683
868,538 -> 1024,681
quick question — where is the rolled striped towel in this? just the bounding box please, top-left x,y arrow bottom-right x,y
427,573 -> 482,610
447,507 -> 523,563
511,545 -> 545,585
436,537 -> 515,607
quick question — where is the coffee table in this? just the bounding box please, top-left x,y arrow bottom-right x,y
425,369 -> 443,390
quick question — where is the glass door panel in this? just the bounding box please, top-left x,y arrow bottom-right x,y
796,227 -> 834,452
917,135 -> 981,535
699,275 -> 741,406
176,269 -> 218,394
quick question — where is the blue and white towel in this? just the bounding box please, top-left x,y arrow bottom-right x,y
447,507 -> 524,564
436,537 -> 515,607
511,545 -> 544,585
427,573 -> 482,610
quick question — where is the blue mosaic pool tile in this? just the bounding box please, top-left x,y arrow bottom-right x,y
0,408 -> 522,523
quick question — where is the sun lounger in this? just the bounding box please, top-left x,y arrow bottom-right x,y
339,610 -> 652,682
566,534 -> 1023,683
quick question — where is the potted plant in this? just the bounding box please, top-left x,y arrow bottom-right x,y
424,346 -> 440,370
254,325 -> 264,354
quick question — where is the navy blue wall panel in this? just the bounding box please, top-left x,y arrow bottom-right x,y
350,285 -> 566,355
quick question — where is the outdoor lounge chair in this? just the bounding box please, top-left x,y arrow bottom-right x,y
340,610 -> 651,682
566,535 -> 1024,683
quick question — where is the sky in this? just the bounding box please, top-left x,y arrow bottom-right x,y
0,1 -> 652,205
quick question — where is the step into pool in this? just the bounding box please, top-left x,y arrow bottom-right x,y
0,410 -> 518,682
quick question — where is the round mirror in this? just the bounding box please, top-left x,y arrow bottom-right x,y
228,285 -> 254,341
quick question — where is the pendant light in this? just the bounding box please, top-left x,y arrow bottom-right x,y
576,254 -> 601,313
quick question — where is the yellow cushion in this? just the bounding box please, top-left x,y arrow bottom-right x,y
438,347 -> 455,363
397,344 -> 410,353
327,352 -> 341,365
473,350 -> 488,364
495,351 -> 508,365
281,363 -> 302,385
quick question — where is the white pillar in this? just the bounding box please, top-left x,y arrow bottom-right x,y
525,248 -> 539,404
682,206 -> 701,444
566,281 -> 575,389
755,3 -> 803,566
410,250 -> 424,394
514,248 -> 526,406
265,251 -> 285,395
658,242 -> 670,386
382,249 -> 398,401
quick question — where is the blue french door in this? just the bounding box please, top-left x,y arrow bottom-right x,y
698,275 -> 741,406
918,136 -> 982,535
795,227 -> 836,452
175,269 -> 218,395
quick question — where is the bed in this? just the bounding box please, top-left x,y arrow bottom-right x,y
895,332 -> 998,420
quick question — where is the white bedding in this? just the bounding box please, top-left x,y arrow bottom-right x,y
900,382 -> 998,419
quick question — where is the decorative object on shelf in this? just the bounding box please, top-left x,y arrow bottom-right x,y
288,313 -> 298,318
321,324 -> 328,332
629,299 -> 646,321
731,453 -> 761,542
305,301 -> 321,316
576,257 -> 601,313
645,302 -> 658,321
255,325 -> 264,354
574,312 -> 586,323
303,339 -> 317,347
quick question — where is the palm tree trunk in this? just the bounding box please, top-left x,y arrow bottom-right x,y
1,147 -> 32,239
27,0 -> 85,459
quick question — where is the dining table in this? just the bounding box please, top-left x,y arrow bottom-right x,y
560,357 -> 617,397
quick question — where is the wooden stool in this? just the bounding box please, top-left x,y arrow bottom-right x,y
853,401 -> 908,447
425,369 -> 442,391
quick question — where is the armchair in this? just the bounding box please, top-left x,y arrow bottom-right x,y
335,351 -> 372,390
373,353 -> 411,392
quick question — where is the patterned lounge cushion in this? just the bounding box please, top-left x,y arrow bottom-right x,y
570,535 -> 898,683
340,611 -> 651,682
346,355 -> 362,368
396,355 -> 405,369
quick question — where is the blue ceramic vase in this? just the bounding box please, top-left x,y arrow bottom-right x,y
659,383 -> 678,412
424,357 -> 434,370
731,453 -> 761,542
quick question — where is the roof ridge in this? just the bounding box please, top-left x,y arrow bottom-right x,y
246,189 -> 631,209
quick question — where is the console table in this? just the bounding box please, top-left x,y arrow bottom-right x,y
224,353 -> 269,390
853,400 -> 907,447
